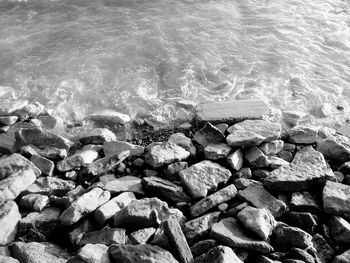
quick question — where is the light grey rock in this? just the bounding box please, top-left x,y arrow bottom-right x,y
328,216 -> 350,244
259,140 -> 284,155
19,194 -> 49,211
0,116 -> 18,126
0,201 -> 21,245
290,191 -> 321,214
104,175 -> 144,195
0,153 -> 41,180
168,133 -> 196,157
292,146 -> 327,166
23,177 -> 75,196
204,143 -> 231,160
163,162 -> 188,181
234,178 -> 263,190
226,149 -> 243,171
89,109 -> 131,125
333,249 -> 350,263
179,160 -> 231,199
282,110 -> 306,126
193,122 -> 225,147
244,147 -> 269,168
268,156 -> 289,169
317,133 -> 350,163
226,129 -> 265,148
0,256 -> 19,263
103,140 -> 144,157
199,245 -> 243,263
30,155 -> 54,176
129,227 -> 156,244
78,244 -> 110,263
78,128 -> 116,145
80,228 -> 126,246
323,181 -> 350,215
57,148 -> 99,172
287,125 -> 318,144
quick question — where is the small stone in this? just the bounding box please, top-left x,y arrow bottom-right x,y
227,202 -> 249,216
129,227 -> 156,244
20,194 -> 49,211
77,244 -> 110,263
252,169 -> 270,180
163,162 -> 188,181
234,178 -> 263,190
23,176 -> 75,196
204,143 -> 231,160
215,123 -> 229,134
79,128 -> 116,145
0,116 -> 18,126
226,149 -> 243,172
103,140 -> 144,158
218,203 -> 228,211
200,245 -> 243,263
190,184 -> 237,218
244,147 -> 269,168
333,249 -> 350,263
190,239 -> 217,258
290,192 -> 321,214
193,122 -> 226,148
143,169 -> 159,177
69,219 -> 94,246
37,115 -> 63,130
317,133 -> 350,163
104,176 -> 144,195
57,149 -> 99,172
268,156 -> 289,169
311,234 -> 334,263
14,102 -> 44,121
283,143 -> 296,152
234,167 -> 252,179
0,126 -> 10,133
80,228 -> 126,246
327,216 -> 350,244
168,133 -> 196,157
0,256 -> 19,263
82,153 -> 127,178
284,248 -> 315,263
259,140 -> 284,155
277,150 -> 294,162
30,155 -> 54,176
323,181 -> 350,215
281,212 -> 318,234
133,158 -> 145,168
287,125 -> 318,144
89,109 -> 131,125
0,153 -> 41,180
282,110 -> 306,126
178,123 -> 192,130
179,160 -> 231,199
0,201 -> 21,245
35,147 -> 67,161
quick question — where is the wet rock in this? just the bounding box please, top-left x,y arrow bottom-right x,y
193,122 -> 225,147
226,149 -> 243,171
69,219 -> 94,246
20,194 -> 49,211
78,128 -> 116,145
0,98 -> 28,116
328,216 -> 350,244
145,142 -> 190,168
234,178 -> 263,190
60,187 -> 110,225
183,212 -> 221,244
142,176 -> 190,203
311,234 -> 334,263
0,153 -> 41,180
113,197 -> 172,229
80,228 -> 126,246
190,184 -> 237,218
23,177 -> 75,196
57,148 -> 99,172
323,181 -> 350,215
104,176 -> 144,195
77,244 -> 110,263
14,102 -> 44,121
333,249 -> 350,263
108,244 -> 179,263
168,133 -> 196,157
94,192 -> 136,226
199,245 -> 243,263
268,156 -> 289,169
164,216 -> 193,263
36,115 -> 63,130
204,143 -> 231,160
259,140 -> 284,155
0,116 -> 18,126
30,155 -> 54,176
317,133 -> 350,163
0,256 -> 19,263
89,109 -> 131,125
15,127 -> 73,151
244,147 -> 269,168
0,201 -> 21,245
287,125 -> 318,144
103,140 -> 144,157
237,206 -> 277,240
129,227 -> 156,244
179,160 -> 231,199
82,153 -> 127,178
281,212 -> 318,234
290,192 -> 321,214
282,110 -> 306,127
210,217 -> 273,253
238,185 -> 286,218
163,162 -> 188,181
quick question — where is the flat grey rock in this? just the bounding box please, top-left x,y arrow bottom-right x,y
89,109 -> 131,125
323,181 -> 350,215
0,201 -> 21,245
80,228 -> 126,246
104,176 -> 144,195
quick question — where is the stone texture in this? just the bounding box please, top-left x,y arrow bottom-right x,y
268,156 -> 289,169
281,212 -> 318,234
69,219 -> 94,246
179,160 -> 231,199
333,249 -> 350,263
237,206 -> 277,240
287,125 -> 318,144
0,116 -> 18,126
282,110 -> 306,126
244,147 -> 269,168
104,176 -> 144,195
190,184 -> 237,218
89,109 -> 131,125
0,153 -> 41,180
145,142 -> 190,168
238,185 -> 286,218
77,244 -> 110,263
30,155 -> 54,176
193,122 -> 225,147
129,227 -> 156,244
234,178 -> 263,190
19,194 -> 49,211
226,149 -> 243,171
60,187 -> 110,225
328,216 -> 350,244
57,148 -> 99,172
0,201 -> 21,245
163,162 -> 188,181
259,140 -> 284,155
210,217 -> 273,253
80,228 -> 126,246
317,133 -> 350,163
0,256 -> 19,263
79,128 -> 116,144
168,133 -> 196,157
13,102 -> 44,121
23,177 -> 75,196
103,140 -> 144,157
204,143 -> 231,160
290,192 -> 321,214
323,181 -> 350,215
311,234 -> 334,263
108,244 -> 179,263
198,245 -> 243,263
226,129 -> 265,148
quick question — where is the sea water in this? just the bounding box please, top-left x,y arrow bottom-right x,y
0,0 -> 349,125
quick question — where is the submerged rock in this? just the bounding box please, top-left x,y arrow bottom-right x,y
193,122 -> 226,147
89,109 -> 131,125
0,153 -> 41,180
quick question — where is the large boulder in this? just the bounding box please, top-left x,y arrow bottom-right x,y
0,201 -> 21,245
323,181 -> 350,215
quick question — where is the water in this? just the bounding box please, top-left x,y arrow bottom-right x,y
0,0 -> 350,126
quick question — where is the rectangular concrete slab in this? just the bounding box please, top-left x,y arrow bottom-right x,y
195,100 -> 270,125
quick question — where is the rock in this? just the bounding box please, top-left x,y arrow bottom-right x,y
163,162 -> 188,181
57,148 -> 99,172
0,169 -> 37,202
94,192 -> 136,226
77,244 -> 110,263
323,181 -> 350,215
20,194 -> 49,211
15,127 -> 73,151
60,187 -> 110,225
317,133 -> 350,163
113,197 -> 172,229
281,212 -> 318,234
210,217 -> 273,253
271,222 -> 313,251
277,150 -> 294,162
226,129 -> 265,148
244,147 -> 269,168
311,234 -> 334,263
78,128 -> 116,145
11,242 -> 69,263
190,239 -> 217,258
268,156 -> 289,169
193,122 -> 226,148
129,227 -> 156,244
0,122 -> 34,154
287,126 -> 318,144
164,216 -> 193,263
237,206 -> 277,240
104,176 -> 144,195
0,246 -> 11,256
328,216 -> 350,244
204,143 -> 231,160
82,153 -> 127,178
234,167 -> 252,179
142,177 -> 190,203
259,140 -> 284,155
168,133 -> 196,157
0,116 -> 18,126
69,219 -> 94,246
0,201 -> 21,245
145,142 -> 190,168
36,115 -> 63,130
199,245 -> 243,263
0,97 -> 28,116
238,185 -> 286,218
108,244 -> 179,263
234,178 -> 263,190
190,184 -> 237,218
226,149 -> 243,171
13,102 -> 44,121
23,177 -> 75,196
80,228 -> 126,246
179,160 -> 231,199
290,192 -> 321,214
89,109 -> 131,125
282,110 -> 306,126
34,147 -> 67,161
283,248 -> 315,263
215,123 -> 229,134
0,153 -> 41,180
0,256 -> 19,263
103,140 -> 144,157
183,212 -> 221,244
0,126 -> 10,133
339,161 -> 350,175
333,249 -> 350,263
292,146 -> 327,166
30,155 -> 54,176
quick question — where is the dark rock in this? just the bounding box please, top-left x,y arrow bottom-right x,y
0,153 -> 41,180
190,239 -> 217,258
80,228 -> 126,246
129,227 -> 156,244
30,155 -> 54,176
234,167 -> 252,179
215,123 -> 228,134
227,202 -> 249,216
290,192 -> 321,214
0,201 -> 21,245
0,116 -> 18,126
317,133 -> 350,164
323,181 -> 350,215
19,194 -> 49,211
69,219 -> 94,246
281,212 -> 318,234
34,147 -> 67,161
104,176 -> 144,195
311,234 -> 334,263
197,245 -> 243,263
283,248 -> 315,263
328,216 -> 350,244
13,102 -> 44,121
103,140 -> 144,157
244,147 -> 269,168
193,122 -> 225,147
277,150 -> 294,162
78,128 -> 116,145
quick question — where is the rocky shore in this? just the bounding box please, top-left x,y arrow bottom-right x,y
0,100 -> 350,263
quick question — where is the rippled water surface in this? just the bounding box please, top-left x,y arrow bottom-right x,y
1,0 -> 350,124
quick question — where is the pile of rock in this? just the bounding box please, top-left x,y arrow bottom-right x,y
1,103 -> 350,263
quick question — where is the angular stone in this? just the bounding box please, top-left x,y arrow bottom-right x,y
57,149 -> 99,172
60,187 -> 110,225
15,127 -> 73,151
0,256 -> 19,263
190,239 -> 217,258
80,228 -> 126,246
283,247 -> 315,263
328,216 -> 350,244
268,156 -> 289,169
0,169 -> 37,202
129,227 -> 156,244
226,149 -> 243,172
234,178 -> 263,190
0,126 -> 10,133
193,122 -> 226,148
323,181 -> 350,215
104,176 -> 144,195
215,123 -> 229,134
145,142 -> 190,168
210,217 -> 273,253
0,153 -> 41,180
34,147 -> 67,161
190,184 -> 237,218
317,134 -> 350,163
30,155 -> 54,176
0,122 -> 34,154
204,143 -> 231,160
183,212 -> 221,244
82,153 -> 126,178
311,234 -> 334,263
281,212 -> 318,234
168,133 -> 196,157
333,249 -> 350,263
292,146 -> 327,166
78,244 -> 110,263
0,201 -> 21,245
0,95 -> 28,116
226,130 -> 265,148
89,109 -> 131,125
290,192 -> 321,214
94,192 -> 136,226
78,128 -> 116,145
23,177 -> 75,196
163,162 -> 188,181
234,167 -> 252,179
142,176 -> 190,203
13,102 -> 44,121
287,125 -> 318,144
108,244 -> 179,263
69,219 -> 94,246
0,116 -> 18,126
179,160 -> 231,199
199,245 -> 243,263
164,216 -> 193,263
282,110 -> 306,126
277,150 -> 294,162
103,140 -> 144,158
237,206 -> 277,240
244,147 -> 269,168
259,140 -> 284,155
20,194 -> 49,211
113,197 -> 172,229
36,115 -> 63,130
